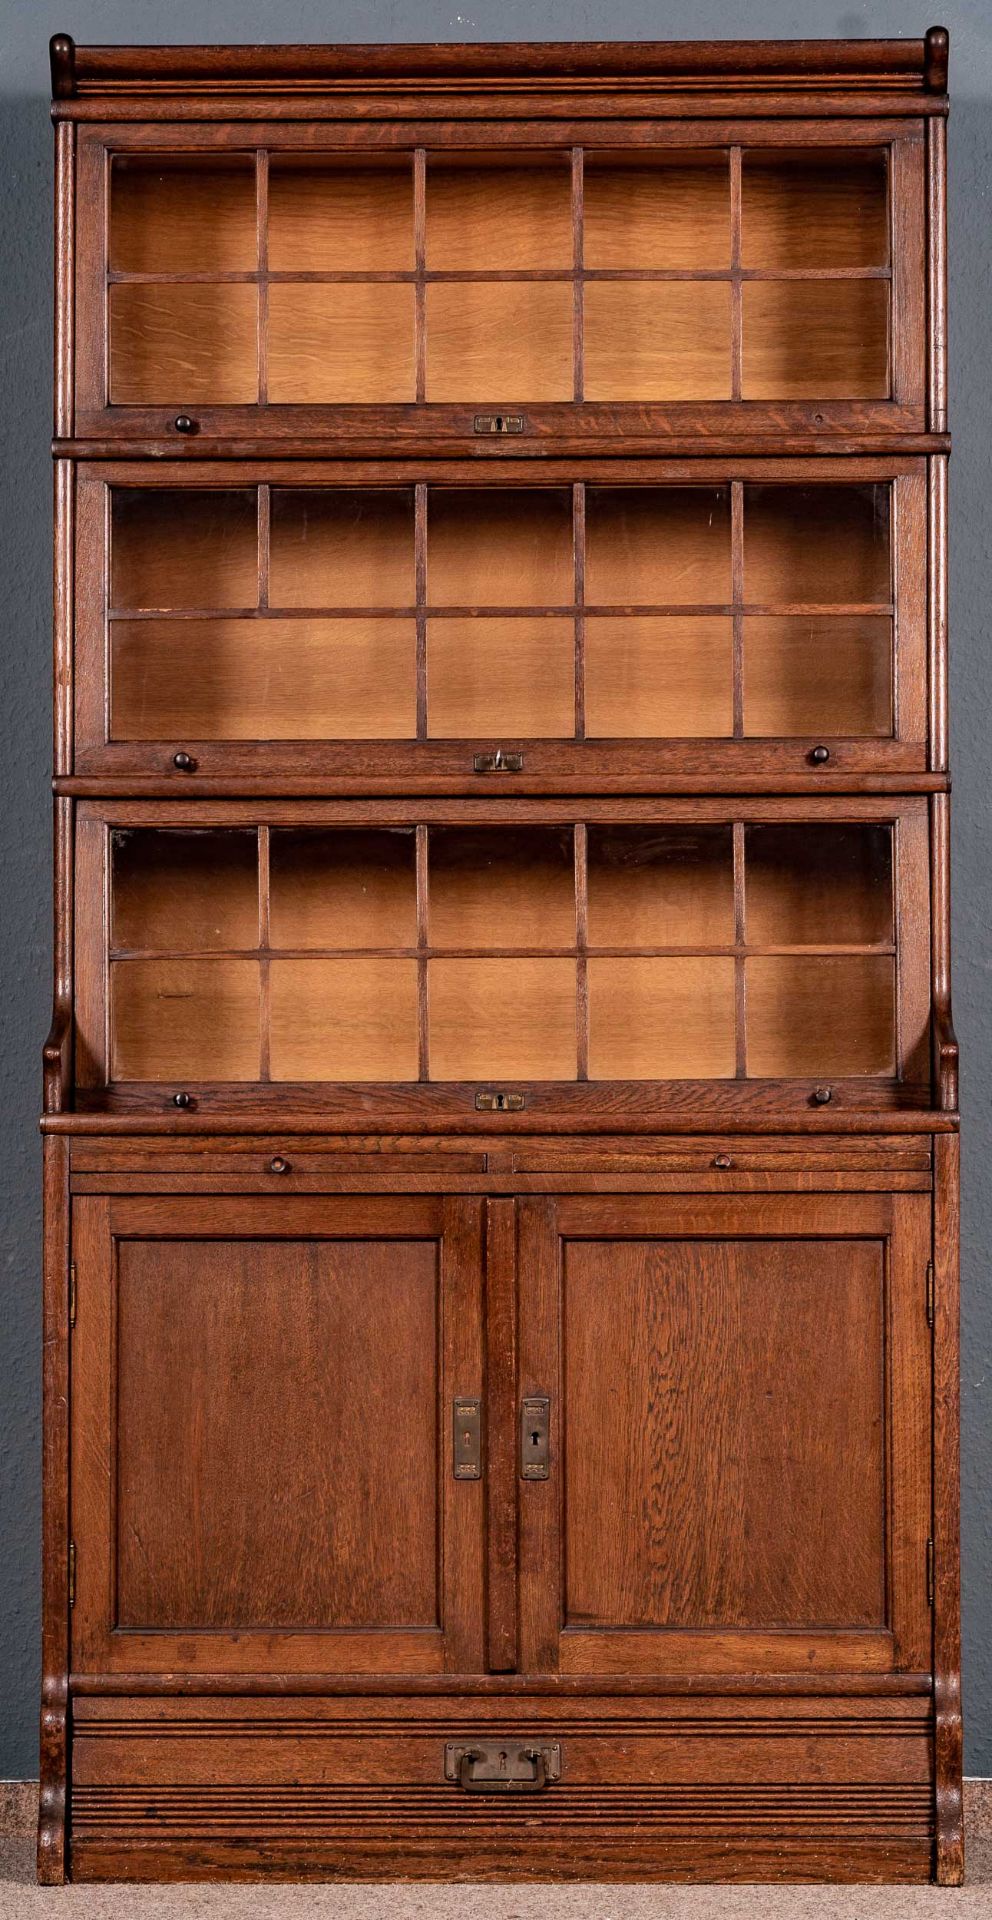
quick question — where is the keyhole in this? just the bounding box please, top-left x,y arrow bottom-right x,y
531,1430 -> 540,1448
495,415 -> 504,432
499,1749 -> 508,1772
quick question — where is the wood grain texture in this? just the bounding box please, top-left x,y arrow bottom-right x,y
427,488 -> 572,606
111,958 -> 261,1081
426,617 -> 574,737
110,283 -> 258,403
584,282 -> 732,401
742,155 -> 889,268
584,616 -> 734,737
562,1235 -> 885,1630
269,488 -> 415,608
269,828 -> 417,950
428,827 -> 575,950
429,958 -> 577,1081
426,161 -> 572,271
744,822 -> 892,945
114,1235 -> 438,1627
268,161 -> 413,272
111,488 -> 258,608
425,282 -> 573,401
588,956 -> 736,1080
112,617 -> 418,740
111,160 -> 257,273
112,828 -> 259,951
743,482 -> 890,602
269,958 -> 419,1081
743,617 -> 892,737
587,826 -> 734,948
583,156 -> 730,269
585,486 -> 731,605
742,281 -> 889,399
268,284 -> 415,403
746,955 -> 895,1077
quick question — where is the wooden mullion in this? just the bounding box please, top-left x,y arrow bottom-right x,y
257,825 -> 270,1083
731,479 -> 745,739
414,149 -> 427,403
416,824 -> 429,1083
571,146 -> 584,402
733,818 -> 747,1080
256,482 -> 270,612
573,481 -> 585,742
484,1197 -> 518,1674
415,482 -> 428,741
575,822 -> 589,1083
729,146 -> 743,401
256,150 -> 268,409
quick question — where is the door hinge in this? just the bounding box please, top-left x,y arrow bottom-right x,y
927,1536 -> 935,1608
69,1263 -> 76,1330
68,1541 -> 76,1609
926,1260 -> 934,1328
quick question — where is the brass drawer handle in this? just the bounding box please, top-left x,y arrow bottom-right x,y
445,1742 -> 560,1792
268,1155 -> 291,1175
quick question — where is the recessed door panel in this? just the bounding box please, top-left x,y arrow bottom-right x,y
70,1194 -> 484,1675
518,1193 -> 931,1677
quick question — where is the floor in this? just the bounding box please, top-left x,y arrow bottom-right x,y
0,1793 -> 989,1918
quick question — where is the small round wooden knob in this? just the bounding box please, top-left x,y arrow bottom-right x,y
713,1154 -> 733,1170
809,745 -> 830,765
172,1091 -> 195,1110
812,1086 -> 833,1106
269,1156 -> 291,1175
173,414 -> 197,434
172,751 -> 197,772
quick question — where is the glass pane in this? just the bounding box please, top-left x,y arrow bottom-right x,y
744,618 -> 892,737
110,158 -> 257,273
270,958 -> 418,1081
111,619 -> 417,740
745,825 -> 893,946
111,490 -> 258,609
267,284 -> 415,403
425,283 -> 573,401
742,282 -> 888,400
584,282 -> 732,401
743,484 -> 890,604
426,158 -> 572,270
746,956 -> 895,1076
110,283 -> 258,404
428,828 -> 575,949
268,158 -> 413,271
427,618 -> 574,737
585,618 -> 733,738
587,827 -> 734,947
270,490 -> 415,608
112,829 -> 258,952
588,957 -> 736,1079
429,958 -> 576,1080
269,830 -> 417,950
112,959 -> 260,1080
585,488 -> 731,606
742,153 -> 888,269
583,154 -> 729,269
427,490 -> 573,607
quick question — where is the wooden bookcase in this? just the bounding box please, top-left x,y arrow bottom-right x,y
41,32 -> 959,1885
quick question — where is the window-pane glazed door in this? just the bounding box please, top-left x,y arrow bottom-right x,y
517,1193 -> 931,1678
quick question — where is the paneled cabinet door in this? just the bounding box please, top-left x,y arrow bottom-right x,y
69,1194 -> 484,1676
517,1193 -> 932,1679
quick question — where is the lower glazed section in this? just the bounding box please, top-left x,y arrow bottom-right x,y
67,1692 -> 934,1883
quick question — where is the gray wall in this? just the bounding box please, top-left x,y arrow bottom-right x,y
1,0 -> 989,1779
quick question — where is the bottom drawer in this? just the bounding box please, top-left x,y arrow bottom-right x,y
69,1694 -> 934,1883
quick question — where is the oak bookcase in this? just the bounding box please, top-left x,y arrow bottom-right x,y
41,30 -> 959,1884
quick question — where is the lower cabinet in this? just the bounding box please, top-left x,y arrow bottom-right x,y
66,1180 -> 936,1881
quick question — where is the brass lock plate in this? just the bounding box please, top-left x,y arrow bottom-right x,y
452,1397 -> 482,1480
444,1741 -> 562,1787
520,1395 -> 551,1479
